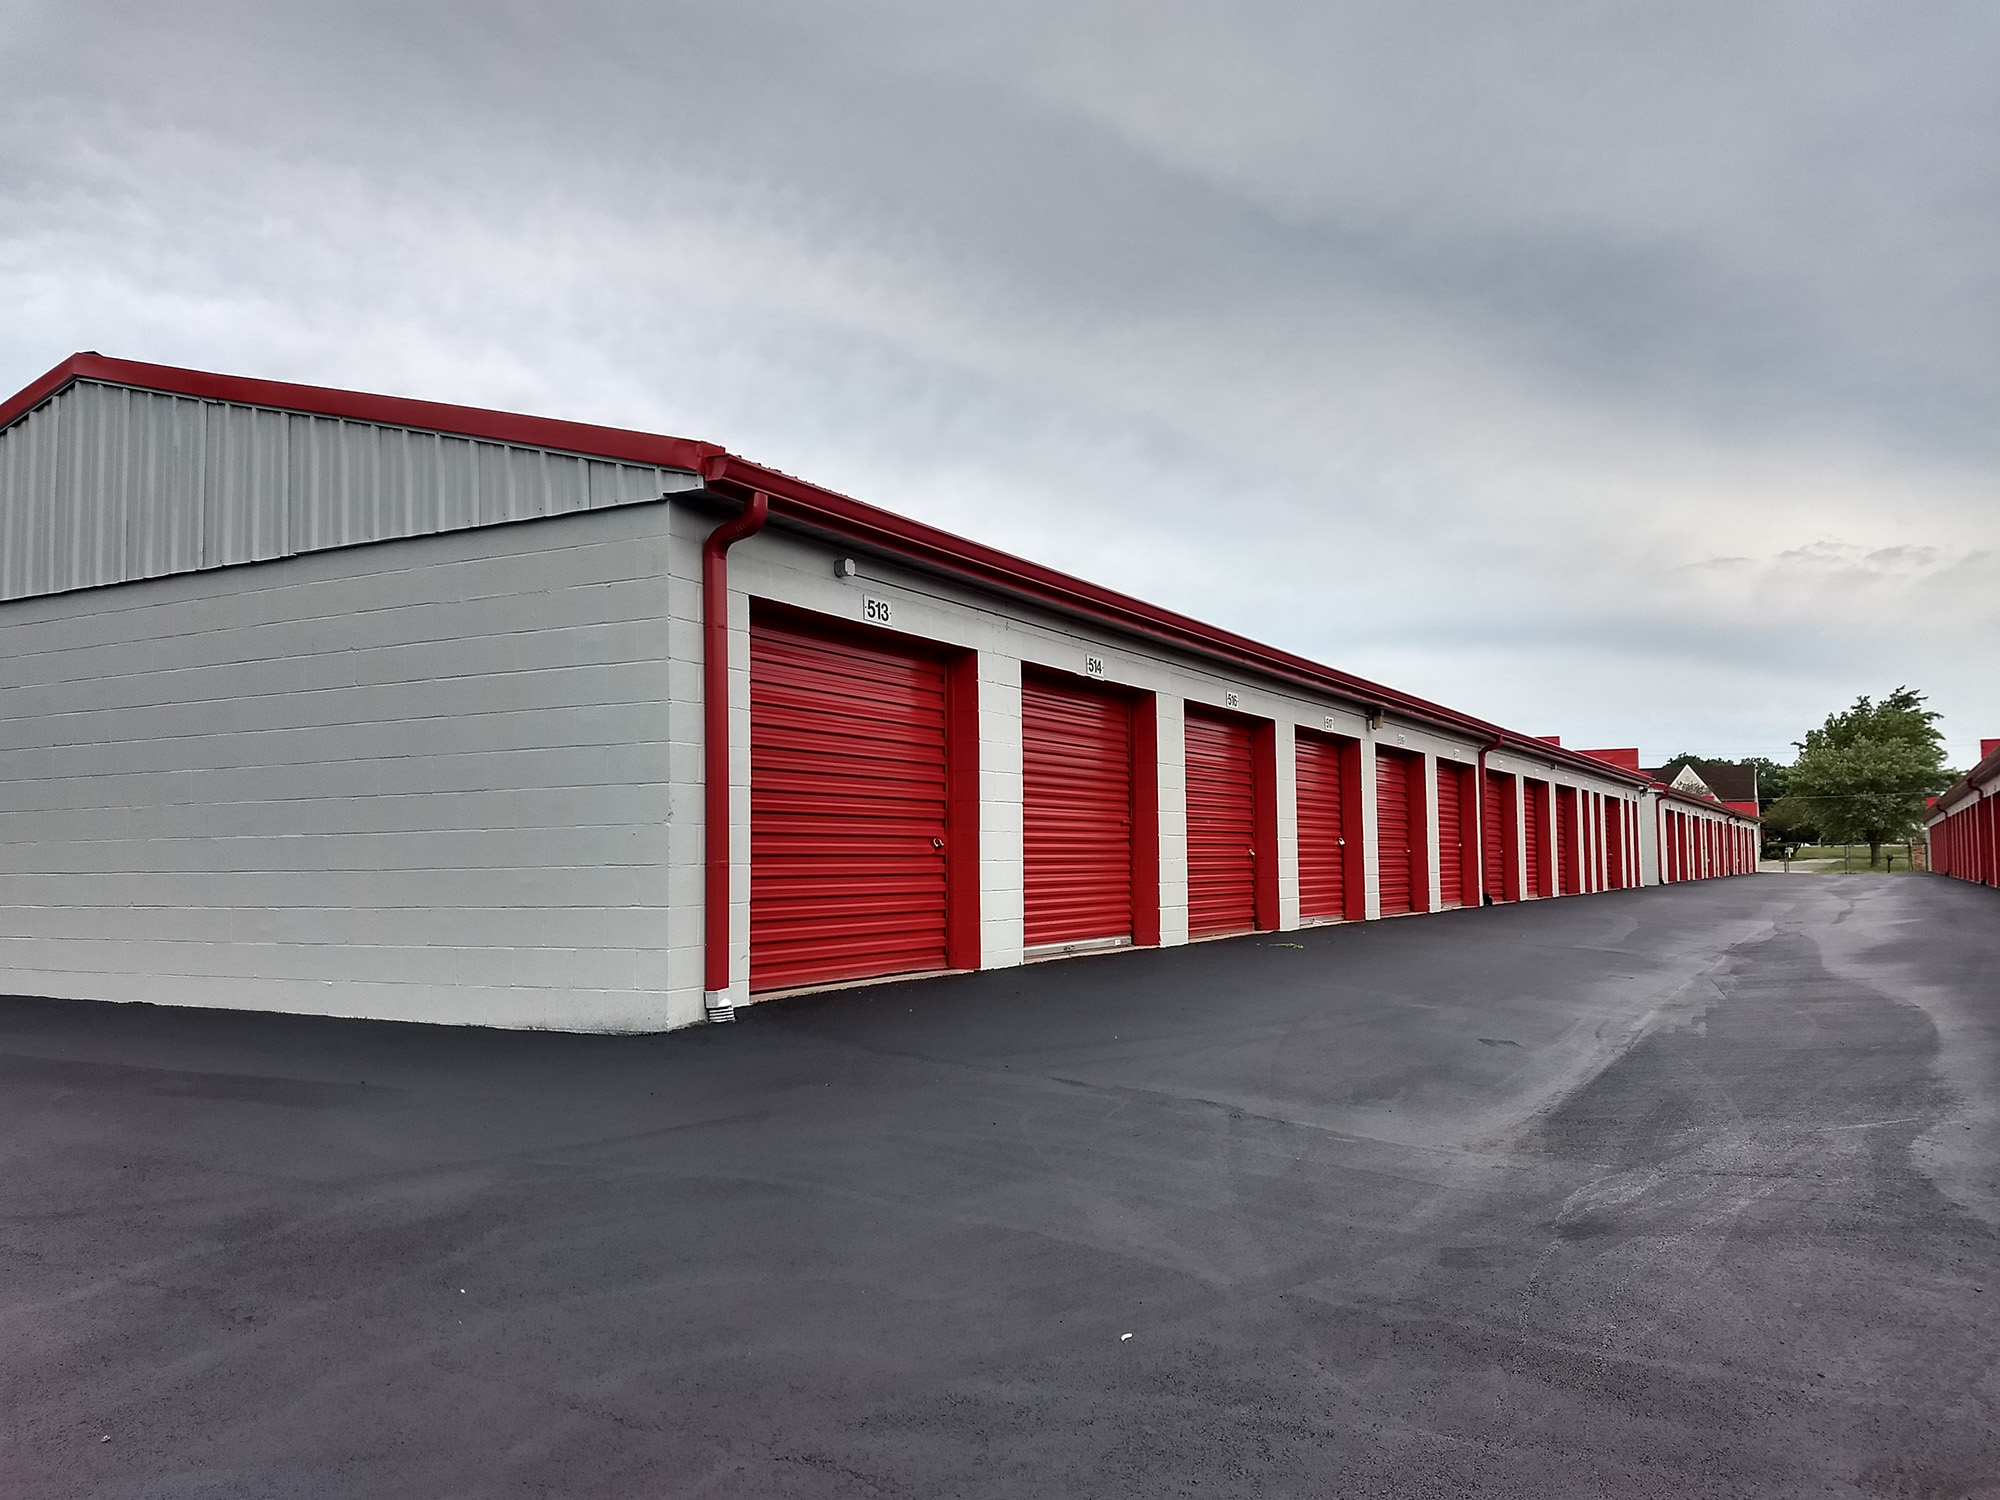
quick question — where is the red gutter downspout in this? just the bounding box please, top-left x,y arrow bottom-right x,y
1476,735 -> 1505,905
702,482 -> 768,1023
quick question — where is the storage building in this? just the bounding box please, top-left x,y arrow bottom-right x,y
0,355 -> 1761,1031
1928,740 -> 2000,889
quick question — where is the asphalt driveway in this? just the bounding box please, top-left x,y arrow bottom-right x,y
5,875 -> 1998,1497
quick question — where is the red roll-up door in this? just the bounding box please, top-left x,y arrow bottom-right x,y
1436,762 -> 1465,908
1296,732 -> 1349,921
1023,674 -> 1133,947
1483,771 -> 1510,902
1556,787 -> 1578,896
1522,780 -> 1547,897
1185,709 -> 1257,935
749,618 -> 951,992
1607,799 -> 1625,888
1376,748 -> 1418,916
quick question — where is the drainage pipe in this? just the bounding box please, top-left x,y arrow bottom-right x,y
702,489 -> 769,1022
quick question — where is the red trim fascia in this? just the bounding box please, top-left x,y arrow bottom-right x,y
1933,745 -> 2000,811
0,354 -> 98,433
0,354 -> 1655,799
1,353 -> 726,475
1654,781 -> 1758,824
711,456 -> 1653,792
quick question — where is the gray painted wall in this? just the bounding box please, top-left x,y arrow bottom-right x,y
0,379 -> 699,602
0,503 -> 692,1031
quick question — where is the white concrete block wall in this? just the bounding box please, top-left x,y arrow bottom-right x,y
1357,737 -> 1381,921
1154,695 -> 1190,947
1639,792 -> 1663,885
661,523 -> 706,1003
1422,752 -> 1443,911
0,401 -> 1754,1034
1273,719 -> 1300,931
978,653 -> 1026,968
1511,774 -> 1529,898
0,502 -> 688,1031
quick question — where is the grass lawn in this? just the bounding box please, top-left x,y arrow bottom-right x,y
1773,843 -> 1927,873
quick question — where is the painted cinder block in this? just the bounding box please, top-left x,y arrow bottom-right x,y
0,505 -> 680,1030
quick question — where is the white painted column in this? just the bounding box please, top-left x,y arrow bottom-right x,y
1512,775 -> 1529,898
663,539 -> 708,1027
1638,791 -> 1661,886
1154,695 -> 1190,946
1274,719 -> 1301,930
977,653 -> 1025,969
1358,736 -> 1381,920
1423,752 -> 1444,911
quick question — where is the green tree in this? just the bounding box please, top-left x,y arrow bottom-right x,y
1745,757 -> 1790,810
1784,687 -> 1955,868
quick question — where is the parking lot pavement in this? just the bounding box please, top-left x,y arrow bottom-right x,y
4,875 -> 1998,1498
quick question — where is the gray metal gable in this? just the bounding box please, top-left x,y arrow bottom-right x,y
0,379 -> 701,602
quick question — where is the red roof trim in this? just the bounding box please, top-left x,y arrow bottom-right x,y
1656,782 -> 1758,821
0,353 -> 1656,788
1931,743 -> 2000,816
716,455 -> 1652,786
0,353 -> 726,475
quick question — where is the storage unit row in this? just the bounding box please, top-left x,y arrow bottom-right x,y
1928,740 -> 2000,890
0,355 -> 1762,1031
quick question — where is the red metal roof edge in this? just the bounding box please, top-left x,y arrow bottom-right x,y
1654,781 -> 1758,821
0,353 -> 726,476
0,354 -> 1656,788
1930,744 -> 2000,818
716,455 -> 1655,788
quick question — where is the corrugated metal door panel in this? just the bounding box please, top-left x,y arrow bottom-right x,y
1556,786 -> 1577,895
1522,781 -> 1547,897
1375,748 -> 1415,916
1184,709 -> 1257,936
1296,733 -> 1347,920
1022,675 -> 1133,946
1483,771 -> 1509,902
1607,800 -> 1625,888
1436,762 -> 1464,908
750,620 -> 950,992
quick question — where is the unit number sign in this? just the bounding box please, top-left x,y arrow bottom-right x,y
1083,654 -> 1106,678
863,596 -> 893,626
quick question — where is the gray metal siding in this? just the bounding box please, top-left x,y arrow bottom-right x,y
0,504 -> 692,1031
0,380 -> 700,602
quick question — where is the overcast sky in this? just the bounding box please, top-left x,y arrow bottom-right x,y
4,1 -> 1996,767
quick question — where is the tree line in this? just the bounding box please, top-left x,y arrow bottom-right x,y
1729,688 -> 1957,868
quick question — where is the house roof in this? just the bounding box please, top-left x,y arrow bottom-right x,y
1644,760 -> 1759,803
1,352 -> 1661,790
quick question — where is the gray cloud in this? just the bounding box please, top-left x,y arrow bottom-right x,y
4,0 -> 1997,764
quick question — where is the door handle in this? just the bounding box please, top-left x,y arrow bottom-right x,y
931,836 -> 945,850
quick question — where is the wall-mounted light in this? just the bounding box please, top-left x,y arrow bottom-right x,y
836,557 -> 859,578
1365,707 -> 1385,731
